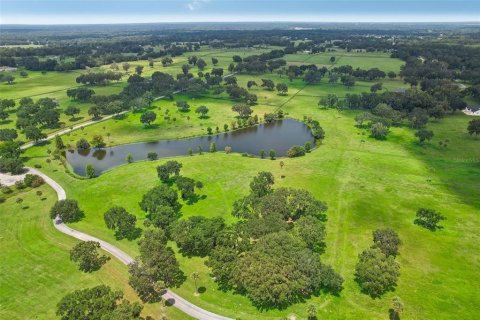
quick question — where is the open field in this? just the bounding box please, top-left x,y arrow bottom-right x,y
0,185 -> 191,320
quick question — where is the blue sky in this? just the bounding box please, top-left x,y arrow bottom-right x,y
0,0 -> 479,24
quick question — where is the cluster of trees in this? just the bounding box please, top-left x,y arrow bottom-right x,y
56,285 -> 143,320
0,99 -> 15,123
0,73 -> 15,84
0,141 -> 24,174
303,117 -> 326,141
16,97 -> 60,134
75,71 -> 122,86
104,206 -> 140,240
66,87 -> 95,101
355,229 -> 401,298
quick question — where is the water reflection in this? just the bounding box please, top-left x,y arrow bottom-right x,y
67,119 -> 313,176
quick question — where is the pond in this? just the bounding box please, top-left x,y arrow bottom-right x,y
66,119 -> 314,176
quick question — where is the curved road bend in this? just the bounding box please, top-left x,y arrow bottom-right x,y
27,168 -> 233,320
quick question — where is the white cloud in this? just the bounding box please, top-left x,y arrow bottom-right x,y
186,0 -> 211,11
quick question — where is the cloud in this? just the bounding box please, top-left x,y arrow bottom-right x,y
187,0 -> 211,11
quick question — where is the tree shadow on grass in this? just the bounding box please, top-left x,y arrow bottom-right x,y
186,194 -> 206,205
198,286 -> 207,294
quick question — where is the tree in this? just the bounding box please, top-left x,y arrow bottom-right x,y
388,71 -> 397,79
56,285 -> 142,320
129,231 -> 185,302
261,79 -> 275,91
370,122 -> 389,140
104,206 -> 139,240
276,83 -> 288,95
370,83 -> 383,93
307,303 -> 317,320
196,58 -> 207,70
55,135 -> 65,149
211,57 -> 219,65
1,99 -> 15,109
0,129 -> 18,141
126,153 -> 133,163
409,108 -> 429,129
297,215 -> 326,253
171,216 -> 225,257
50,199 -> 83,222
414,208 -> 446,231
135,65 -> 144,75
330,56 -> 336,63
372,228 -> 401,257
90,135 -> 105,148
195,105 -> 209,118
467,119 -> 480,136
355,248 -> 400,298
24,126 -> 46,142
191,272 -> 200,295
415,129 -> 434,143
231,105 -> 253,118
161,56 -> 173,67
287,145 -> 305,158
341,75 -> 355,89
0,141 -> 24,174
176,100 -> 190,112
76,138 -> 90,150
147,152 -> 158,160
0,108 -> 9,121
85,164 -> 95,178
176,176 -> 197,199
210,142 -> 216,153
88,106 -> 101,119
122,62 -> 130,73
156,160 -> 182,182
247,80 -> 257,89
269,149 -> 276,160
140,111 -> 157,126
70,241 -> 109,272
388,296 -> 404,320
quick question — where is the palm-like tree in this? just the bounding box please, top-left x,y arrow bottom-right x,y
191,272 -> 200,296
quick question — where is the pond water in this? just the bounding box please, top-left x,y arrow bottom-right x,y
66,119 -> 314,176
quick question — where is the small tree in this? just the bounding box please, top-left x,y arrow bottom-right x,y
370,122 -> 389,140
414,208 -> 446,231
195,105 -> 209,118
390,296 -> 404,320
259,149 -> 265,159
467,119 -> 480,136
126,153 -> 133,163
90,135 -> 106,148
276,83 -> 288,95
85,164 -> 95,178
304,141 -> 312,153
176,101 -> 190,112
210,142 -> 216,153
55,135 -> 65,150
269,149 -> 276,160
307,303 -> 317,320
140,111 -> 157,126
191,272 -> 200,296
287,145 -> 305,158
147,152 -> 158,160
76,138 -> 90,150
415,129 -> 434,143
70,241 -> 109,272
65,106 -> 80,119
224,124 -> 229,132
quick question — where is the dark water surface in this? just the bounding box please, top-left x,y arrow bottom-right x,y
67,119 -> 313,176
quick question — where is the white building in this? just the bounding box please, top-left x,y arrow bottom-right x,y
463,106 -> 480,116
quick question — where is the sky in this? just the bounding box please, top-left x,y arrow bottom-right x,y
0,0 -> 479,25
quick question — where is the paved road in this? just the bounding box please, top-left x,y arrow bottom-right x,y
27,167 -> 233,320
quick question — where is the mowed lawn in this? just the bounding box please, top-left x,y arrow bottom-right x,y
22,101 -> 480,319
0,186 -> 192,320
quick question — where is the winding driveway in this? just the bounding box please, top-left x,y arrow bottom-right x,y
26,167 -> 232,320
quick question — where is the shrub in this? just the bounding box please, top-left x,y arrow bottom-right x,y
370,122 -> 389,140
287,145 -> 306,158
147,152 -> 158,161
15,180 -> 26,190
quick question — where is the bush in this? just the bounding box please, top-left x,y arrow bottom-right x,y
15,180 -> 26,190
287,145 -> 306,158
147,152 -> 158,161
76,138 -> 91,150
370,122 -> 389,140
1,186 -> 13,194
24,174 -> 44,188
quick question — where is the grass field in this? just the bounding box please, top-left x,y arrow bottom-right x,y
0,186 -> 190,320
3,47 -> 479,319
22,106 -> 480,319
